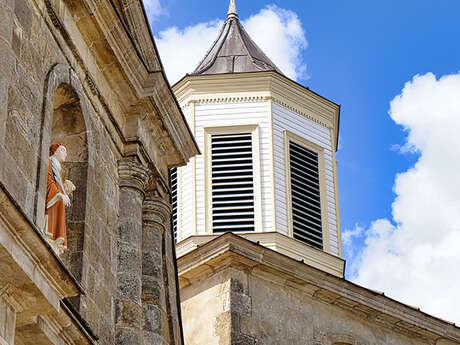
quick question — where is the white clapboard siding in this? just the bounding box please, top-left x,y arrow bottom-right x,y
179,162 -> 194,239
192,100 -> 272,235
273,102 -> 339,255
177,105 -> 195,240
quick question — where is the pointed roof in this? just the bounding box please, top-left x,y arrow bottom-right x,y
192,0 -> 283,75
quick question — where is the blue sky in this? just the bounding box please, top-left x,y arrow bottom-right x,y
146,0 -> 460,323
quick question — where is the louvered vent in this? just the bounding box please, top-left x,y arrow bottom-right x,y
169,168 -> 178,243
211,133 -> 255,232
289,141 -> 323,250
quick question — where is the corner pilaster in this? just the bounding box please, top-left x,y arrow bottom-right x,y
115,159 -> 151,345
142,186 -> 183,345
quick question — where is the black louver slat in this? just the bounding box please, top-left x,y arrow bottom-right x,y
169,168 -> 178,243
289,142 -> 323,250
211,133 -> 255,232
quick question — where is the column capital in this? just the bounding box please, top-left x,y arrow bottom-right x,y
118,159 -> 151,194
142,192 -> 171,227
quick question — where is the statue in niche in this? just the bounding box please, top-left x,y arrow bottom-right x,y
44,143 -> 76,255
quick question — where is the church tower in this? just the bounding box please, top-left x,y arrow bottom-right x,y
172,0 -> 343,277
172,2 -> 460,345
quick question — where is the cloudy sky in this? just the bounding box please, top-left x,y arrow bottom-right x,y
145,0 -> 460,324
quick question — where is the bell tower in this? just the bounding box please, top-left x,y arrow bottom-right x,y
172,0 -> 343,277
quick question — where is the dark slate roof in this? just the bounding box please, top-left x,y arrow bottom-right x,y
192,0 -> 283,75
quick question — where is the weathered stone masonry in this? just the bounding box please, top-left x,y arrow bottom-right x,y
0,0 -> 198,344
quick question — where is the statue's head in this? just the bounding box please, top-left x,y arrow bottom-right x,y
50,143 -> 67,163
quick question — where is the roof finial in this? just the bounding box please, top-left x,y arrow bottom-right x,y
227,0 -> 238,19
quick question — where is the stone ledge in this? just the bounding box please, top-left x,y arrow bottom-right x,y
0,182 -> 95,344
0,182 -> 83,302
176,232 -> 345,278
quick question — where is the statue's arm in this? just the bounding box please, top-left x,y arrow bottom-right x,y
46,161 -> 69,208
64,180 -> 76,195
46,161 -> 61,199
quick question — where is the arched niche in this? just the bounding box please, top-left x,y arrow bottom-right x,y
35,64 -> 94,293
50,83 -> 89,282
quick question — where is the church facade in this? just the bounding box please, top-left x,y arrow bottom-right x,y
1,0 -> 459,345
0,0 -> 198,344
172,1 -> 460,345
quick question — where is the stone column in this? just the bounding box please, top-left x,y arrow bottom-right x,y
142,189 -> 182,345
116,159 -> 151,345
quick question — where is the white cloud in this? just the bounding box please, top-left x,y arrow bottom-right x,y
244,5 -> 307,80
144,0 -> 164,23
342,223 -> 363,259
154,5 -> 308,84
155,20 -> 223,84
349,72 -> 460,324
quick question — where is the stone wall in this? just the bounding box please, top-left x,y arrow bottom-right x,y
0,0 -> 118,342
0,0 -> 190,344
179,234 -> 460,345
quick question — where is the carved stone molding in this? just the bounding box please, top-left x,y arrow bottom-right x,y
44,0 -> 62,30
118,159 -> 151,194
0,284 -> 25,313
142,193 -> 171,228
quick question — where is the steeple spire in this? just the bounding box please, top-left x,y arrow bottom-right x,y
192,0 -> 282,75
227,0 -> 238,19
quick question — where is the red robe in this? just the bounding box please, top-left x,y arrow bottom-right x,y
44,160 -> 67,249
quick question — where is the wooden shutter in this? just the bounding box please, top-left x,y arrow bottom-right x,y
211,133 -> 255,232
169,168 -> 178,243
289,141 -> 323,249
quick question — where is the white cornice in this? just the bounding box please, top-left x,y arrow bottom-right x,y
173,72 -> 340,149
176,232 -> 344,277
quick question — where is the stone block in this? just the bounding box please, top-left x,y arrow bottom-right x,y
85,265 -> 96,296
0,145 -> 27,208
4,84 -> 38,182
118,218 -> 142,247
14,0 -> 32,36
98,314 -> 115,344
23,181 -> 35,216
119,188 -> 142,214
142,275 -> 163,306
11,20 -> 21,58
118,242 -> 141,274
95,282 -> 111,313
61,250 -> 83,281
0,4 -> 12,46
115,300 -> 142,329
0,296 -> 16,345
100,227 -> 112,259
117,271 -> 141,302
235,334 -> 256,345
142,251 -> 162,278
231,293 -> 251,316
115,327 -> 141,345
142,304 -> 162,334
66,221 -> 85,251
142,226 -> 163,252
142,331 -> 170,345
